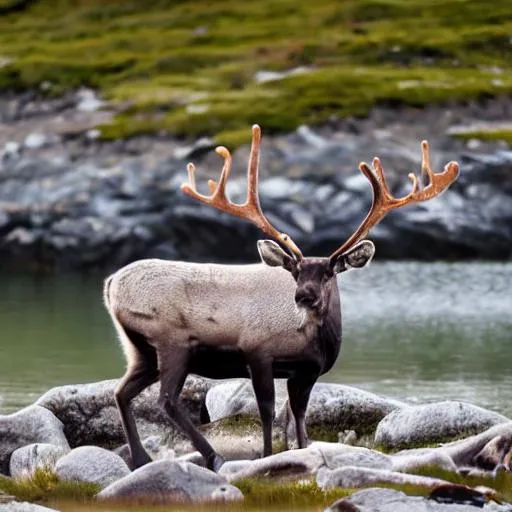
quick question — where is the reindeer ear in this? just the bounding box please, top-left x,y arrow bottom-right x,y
331,240 -> 375,274
257,240 -> 294,269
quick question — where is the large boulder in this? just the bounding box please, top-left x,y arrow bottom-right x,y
36,376 -> 214,448
206,379 -> 288,422
317,465 -> 450,492
225,441 -> 392,482
55,446 -> 130,488
9,443 -> 69,479
375,401 -> 509,450
97,459 -> 243,503
0,405 -> 69,475
296,383 -> 404,440
206,380 -> 404,443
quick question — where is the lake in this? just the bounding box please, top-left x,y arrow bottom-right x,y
0,262 -> 511,417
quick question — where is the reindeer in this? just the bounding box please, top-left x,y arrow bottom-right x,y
104,125 -> 459,471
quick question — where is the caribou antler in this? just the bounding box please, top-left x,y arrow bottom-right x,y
329,141 -> 459,263
181,124 -> 303,260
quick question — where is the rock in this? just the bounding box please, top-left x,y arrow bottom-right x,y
9,443 -> 69,479
173,137 -> 215,160
24,133 -> 47,149
318,466 -> 454,494
443,422 -> 512,469
225,445 -> 325,482
175,451 -> 205,467
473,435 -> 512,471
292,383 -> 404,442
36,376 -> 214,448
218,459 -> 253,477
55,446 -> 130,488
97,459 -> 243,504
2,141 -> 21,160
0,503 -> 60,512
2,95 -> 512,270
296,125 -> 329,150
206,380 -> 404,443
314,442 -> 392,471
391,448 -> 459,473
325,487 -> 509,512
114,435 -> 175,468
206,379 -> 287,423
0,405 -> 69,475
223,441 -> 391,482
171,414 -> 283,462
76,88 -> 104,112
375,401 -> 509,450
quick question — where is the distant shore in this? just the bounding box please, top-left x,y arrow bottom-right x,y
0,91 -> 511,272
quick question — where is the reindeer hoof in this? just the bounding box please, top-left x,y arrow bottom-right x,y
206,453 -> 225,472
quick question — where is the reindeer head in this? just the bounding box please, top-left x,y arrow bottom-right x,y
181,125 -> 459,314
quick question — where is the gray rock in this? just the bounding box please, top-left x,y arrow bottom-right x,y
0,503 -> 60,512
218,459 -> 253,477
223,441 -> 388,482
317,465 -> 449,492
313,442 -> 392,471
36,376 -> 214,448
294,383 -> 404,441
182,414 -> 281,461
76,88 -> 104,112
24,133 -> 47,149
114,435 -> 175,468
9,443 -> 69,479
55,446 -> 130,488
223,442 -> 392,483
325,487 -> 509,512
375,401 -> 509,450
98,459 -> 243,503
225,445 -> 325,482
206,379 -> 287,423
2,96 -> 512,270
0,405 -> 69,475
391,448 -> 459,473
206,380 -> 403,442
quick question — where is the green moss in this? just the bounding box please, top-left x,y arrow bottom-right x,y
234,478 -> 352,509
1,0 -> 511,144
408,464 -> 512,502
0,468 -> 99,504
452,128 -> 512,145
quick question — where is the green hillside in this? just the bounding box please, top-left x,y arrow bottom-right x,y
0,0 -> 511,144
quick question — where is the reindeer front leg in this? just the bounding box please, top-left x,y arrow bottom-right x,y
248,354 -> 275,457
158,347 -> 224,472
287,366 -> 320,449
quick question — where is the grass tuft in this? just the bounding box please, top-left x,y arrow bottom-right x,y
0,468 -> 99,505
452,129 -> 512,145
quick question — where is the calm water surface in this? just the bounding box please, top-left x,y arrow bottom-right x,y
0,262 -> 511,416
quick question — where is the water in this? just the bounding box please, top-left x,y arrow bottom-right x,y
0,262 -> 510,417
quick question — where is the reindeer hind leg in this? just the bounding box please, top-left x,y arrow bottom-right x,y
114,327 -> 159,469
157,346 -> 224,472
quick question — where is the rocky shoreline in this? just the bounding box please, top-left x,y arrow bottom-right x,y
1,91 -> 512,272
1,377 -> 512,510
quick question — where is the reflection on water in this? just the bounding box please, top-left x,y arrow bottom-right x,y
0,262 -> 511,416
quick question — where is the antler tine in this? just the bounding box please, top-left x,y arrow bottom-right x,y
329,141 -> 459,263
181,124 -> 303,260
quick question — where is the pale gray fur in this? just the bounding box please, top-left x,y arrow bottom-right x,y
104,259 -> 315,363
